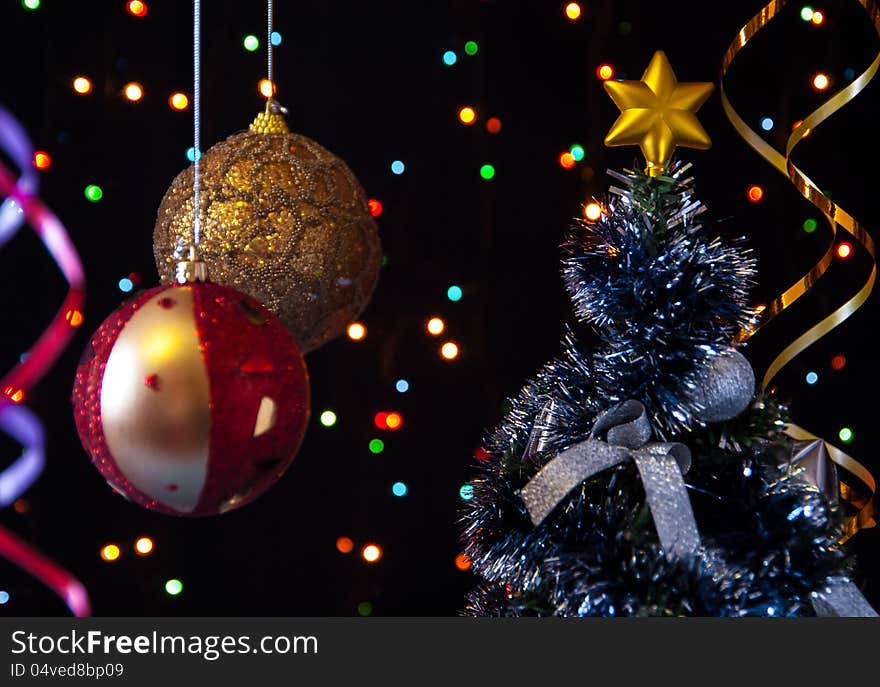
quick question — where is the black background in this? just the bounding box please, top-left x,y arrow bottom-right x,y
1,0 -> 878,616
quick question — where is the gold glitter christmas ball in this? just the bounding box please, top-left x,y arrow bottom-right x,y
153,104 -> 381,353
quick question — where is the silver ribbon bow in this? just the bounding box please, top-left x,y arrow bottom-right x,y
518,400 -> 701,558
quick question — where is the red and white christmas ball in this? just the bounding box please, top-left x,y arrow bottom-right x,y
72,282 -> 310,516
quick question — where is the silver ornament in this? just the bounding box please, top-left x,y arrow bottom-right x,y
686,349 -> 755,422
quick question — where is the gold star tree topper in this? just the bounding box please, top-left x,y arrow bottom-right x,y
604,51 -> 714,177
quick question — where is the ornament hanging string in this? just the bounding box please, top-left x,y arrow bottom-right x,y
192,0 -> 201,246
720,0 -> 877,539
267,0 -> 274,90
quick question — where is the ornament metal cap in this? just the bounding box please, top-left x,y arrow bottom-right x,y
249,99 -> 289,135
176,245 -> 208,284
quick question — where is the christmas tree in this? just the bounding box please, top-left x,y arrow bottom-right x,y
461,52 -> 877,617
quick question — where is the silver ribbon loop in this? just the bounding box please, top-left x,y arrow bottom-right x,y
518,400 -> 700,558
811,579 -> 879,617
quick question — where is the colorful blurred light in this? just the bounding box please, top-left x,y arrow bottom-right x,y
362,544 -> 382,563
369,439 -> 385,454
442,50 -> 457,66
473,447 -> 489,462
385,412 -> 403,430
391,482 -> 408,497
458,106 -> 477,125
426,317 -> 445,335
127,1 -> 147,17
811,9 -> 825,25
584,202 -> 602,221
803,218 -> 818,233
800,6 -> 814,21
336,536 -> 354,554
23,0 -> 40,9
374,412 -> 389,429
100,544 -> 120,562
134,537 -> 154,555
565,2 -> 582,20
391,160 -> 405,175
357,601 -> 373,616
805,371 -> 819,385
123,82 -> 144,101
440,342 -> 459,360
447,285 -> 463,301
0,591 -> 8,604
33,151 -> 51,170
836,242 -> 852,259
186,147 -> 201,162
459,484 -> 474,500
747,185 -> 764,202
839,427 -> 854,444
320,410 -> 337,427
259,79 -> 276,97
368,198 -> 383,217
347,322 -> 366,340
73,77 -> 92,95
464,40 -> 479,56
480,164 -> 495,180
812,73 -> 829,90
596,64 -> 615,80
831,354 -> 847,370
118,277 -> 133,292
760,117 -> 774,131
165,579 -> 183,596
569,144 -> 585,161
84,184 -> 103,202
486,117 -> 502,134
395,379 -> 409,393
169,92 -> 189,110
243,35 -> 259,51
271,31 -> 282,46
454,552 -> 472,571
559,152 -> 576,169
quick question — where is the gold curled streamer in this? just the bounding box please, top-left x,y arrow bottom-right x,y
720,0 -> 878,537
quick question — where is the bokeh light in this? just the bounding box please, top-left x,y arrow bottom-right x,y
0,590 -> 8,604
805,371 -> 819,385
480,164 -> 495,180
596,64 -> 615,80
486,117 -> 502,134
831,354 -> 847,370
118,277 -> 133,292
134,537 -> 154,556
186,147 -> 202,162
565,2 -> 582,20
13,499 -> 29,514
392,481 -> 408,497
464,40 -> 479,55
347,322 -> 366,340
803,218 -> 818,233
473,447 -> 489,462
357,601 -> 373,616
169,92 -> 189,110
836,242 -> 852,259
320,410 -> 337,427
458,106 -> 477,125
369,439 -> 385,454
73,76 -> 92,95
259,79 -> 276,97
811,9 -> 825,25
100,544 -> 120,562
447,285 -> 463,301
800,6 -> 814,21
442,50 -> 457,66
426,317 -> 445,335
459,484 -> 474,500
584,202 -> 602,221
126,1 -> 147,17
23,0 -> 41,9
441,342 -> 459,360
385,412 -> 403,430
374,412 -> 389,429
760,117 -> 774,131
362,544 -> 382,563
84,184 -> 103,202
336,536 -> 354,554
271,31 -> 282,46
165,579 -> 183,596
368,199 -> 383,217
454,553 -> 472,571
391,160 -> 405,175
243,35 -> 259,51
123,82 -> 144,101
812,73 -> 829,90
569,144 -> 585,161
839,427 -> 854,444
395,379 -> 409,393
33,151 -> 51,170
747,185 -> 764,202
559,152 -> 576,169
